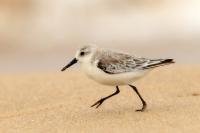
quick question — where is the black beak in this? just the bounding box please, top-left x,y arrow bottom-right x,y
61,58 -> 78,71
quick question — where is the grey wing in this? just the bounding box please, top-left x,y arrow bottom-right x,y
96,52 -> 174,74
96,52 -> 148,74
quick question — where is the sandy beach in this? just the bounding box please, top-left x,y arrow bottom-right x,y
0,0 -> 200,132
0,65 -> 200,132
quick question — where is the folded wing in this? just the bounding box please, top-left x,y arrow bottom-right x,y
97,52 -> 174,74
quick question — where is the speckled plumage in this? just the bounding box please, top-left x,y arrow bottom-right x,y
91,49 -> 173,74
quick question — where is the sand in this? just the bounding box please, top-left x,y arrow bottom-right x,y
0,65 -> 200,133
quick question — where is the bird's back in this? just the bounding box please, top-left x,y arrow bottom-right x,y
92,49 -> 174,74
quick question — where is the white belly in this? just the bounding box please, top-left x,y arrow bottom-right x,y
81,63 -> 149,86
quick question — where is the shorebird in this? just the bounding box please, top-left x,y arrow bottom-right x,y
61,45 -> 174,112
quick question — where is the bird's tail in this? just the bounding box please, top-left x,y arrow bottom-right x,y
143,59 -> 175,69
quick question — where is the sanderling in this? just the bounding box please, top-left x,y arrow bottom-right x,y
61,45 -> 174,112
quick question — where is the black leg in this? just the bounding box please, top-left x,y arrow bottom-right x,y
91,86 -> 120,108
129,84 -> 147,112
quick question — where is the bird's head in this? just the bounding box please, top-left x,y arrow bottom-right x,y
61,45 -> 96,71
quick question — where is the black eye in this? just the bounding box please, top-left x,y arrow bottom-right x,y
80,52 -> 85,56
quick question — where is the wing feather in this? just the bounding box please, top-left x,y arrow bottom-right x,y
96,51 -> 174,74
96,52 -> 147,74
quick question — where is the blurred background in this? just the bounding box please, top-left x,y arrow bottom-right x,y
0,0 -> 200,73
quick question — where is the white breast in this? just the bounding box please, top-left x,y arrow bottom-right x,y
81,62 -> 149,86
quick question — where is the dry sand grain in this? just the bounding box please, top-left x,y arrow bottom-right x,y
0,65 -> 200,133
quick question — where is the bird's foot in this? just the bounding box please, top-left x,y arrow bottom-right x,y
135,102 -> 147,112
91,98 -> 105,109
